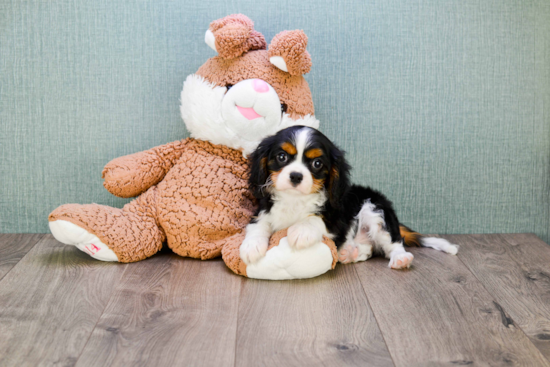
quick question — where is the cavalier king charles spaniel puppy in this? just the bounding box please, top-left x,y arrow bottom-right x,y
240,126 -> 458,269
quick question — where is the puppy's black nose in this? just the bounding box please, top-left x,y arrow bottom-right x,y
289,172 -> 303,186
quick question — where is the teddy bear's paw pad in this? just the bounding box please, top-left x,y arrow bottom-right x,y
338,242 -> 372,264
389,251 -> 414,270
49,220 -> 119,262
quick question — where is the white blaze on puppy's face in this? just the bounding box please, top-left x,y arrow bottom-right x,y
274,128 -> 314,195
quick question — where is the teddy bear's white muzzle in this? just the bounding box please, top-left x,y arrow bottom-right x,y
221,79 -> 283,141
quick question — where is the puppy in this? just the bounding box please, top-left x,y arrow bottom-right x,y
240,126 -> 458,269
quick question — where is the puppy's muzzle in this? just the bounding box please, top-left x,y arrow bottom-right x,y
289,172 -> 303,186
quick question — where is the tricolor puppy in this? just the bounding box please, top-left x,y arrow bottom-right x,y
240,126 -> 458,269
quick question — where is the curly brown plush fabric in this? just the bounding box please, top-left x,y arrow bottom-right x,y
221,231 -> 248,276
197,50 -> 314,119
49,187 -> 165,263
102,139 -> 190,198
50,139 -> 256,262
268,30 -> 312,76
209,14 -> 267,59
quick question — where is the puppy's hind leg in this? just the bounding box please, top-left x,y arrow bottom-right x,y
358,200 -> 414,269
338,221 -> 374,264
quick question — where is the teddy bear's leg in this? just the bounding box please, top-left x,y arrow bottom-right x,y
222,230 -> 338,280
220,232 -> 248,276
49,220 -> 118,261
48,187 -> 165,263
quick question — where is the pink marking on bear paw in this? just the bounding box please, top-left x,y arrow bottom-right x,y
83,244 -> 100,255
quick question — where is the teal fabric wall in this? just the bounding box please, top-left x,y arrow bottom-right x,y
1,0 -> 549,243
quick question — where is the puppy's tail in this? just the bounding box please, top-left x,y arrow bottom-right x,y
399,225 -> 459,255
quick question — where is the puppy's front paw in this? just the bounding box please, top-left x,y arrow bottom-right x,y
288,222 -> 323,250
389,251 -> 414,270
240,236 -> 269,264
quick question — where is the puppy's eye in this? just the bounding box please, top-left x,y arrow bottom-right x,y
281,103 -> 288,114
277,152 -> 288,163
312,159 -> 323,170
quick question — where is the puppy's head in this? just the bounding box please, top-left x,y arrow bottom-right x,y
249,126 -> 350,207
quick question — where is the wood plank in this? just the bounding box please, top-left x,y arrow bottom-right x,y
75,255 -> 243,367
355,246 -> 550,367
235,264 -> 394,367
0,234 -> 43,280
448,233 -> 550,361
0,235 -> 128,367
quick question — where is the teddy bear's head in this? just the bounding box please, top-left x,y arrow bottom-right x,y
180,14 -> 319,155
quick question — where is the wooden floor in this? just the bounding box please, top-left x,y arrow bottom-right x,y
1,234 -> 550,366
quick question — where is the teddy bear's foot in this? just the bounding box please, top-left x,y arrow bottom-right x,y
223,229 -> 339,280
49,220 -> 118,262
245,237 -> 334,280
49,187 -> 165,263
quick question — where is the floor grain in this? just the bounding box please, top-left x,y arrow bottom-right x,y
235,264 -> 394,367
0,235 -> 128,367
75,254 -> 243,367
0,233 -> 43,280
355,247 -> 550,367
449,233 -> 550,361
2,234 -> 550,367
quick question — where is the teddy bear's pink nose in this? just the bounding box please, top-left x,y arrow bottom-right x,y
252,79 -> 269,93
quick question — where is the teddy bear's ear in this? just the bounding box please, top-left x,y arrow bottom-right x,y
268,30 -> 312,76
205,14 -> 266,59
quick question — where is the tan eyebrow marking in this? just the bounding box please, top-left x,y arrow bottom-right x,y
281,142 -> 297,155
305,148 -> 323,159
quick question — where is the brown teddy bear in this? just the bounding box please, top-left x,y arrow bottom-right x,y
49,14 -> 338,280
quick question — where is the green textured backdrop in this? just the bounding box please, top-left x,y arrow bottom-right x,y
1,0 -> 549,243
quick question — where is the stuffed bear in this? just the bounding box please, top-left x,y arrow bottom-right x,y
48,14 -> 338,280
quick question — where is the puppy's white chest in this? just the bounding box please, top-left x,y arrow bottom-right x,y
267,192 -> 326,231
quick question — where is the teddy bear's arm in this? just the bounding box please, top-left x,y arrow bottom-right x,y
102,139 -> 190,198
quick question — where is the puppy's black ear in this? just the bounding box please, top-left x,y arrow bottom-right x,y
327,145 -> 351,209
248,136 -> 275,199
